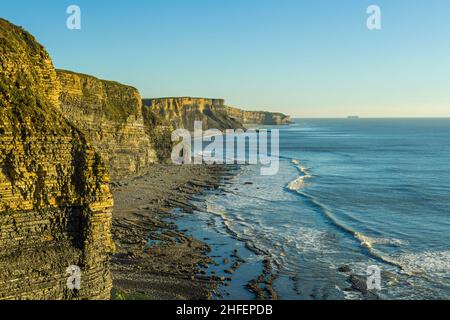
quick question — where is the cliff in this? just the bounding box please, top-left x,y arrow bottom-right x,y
142,97 -> 245,131
223,106 -> 292,126
141,106 -> 174,163
0,19 -> 114,299
57,70 -> 158,179
143,97 -> 291,131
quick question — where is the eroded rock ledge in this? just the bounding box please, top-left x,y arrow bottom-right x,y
0,18 -> 114,300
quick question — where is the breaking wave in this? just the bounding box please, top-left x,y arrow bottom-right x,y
285,162 -> 408,271
294,188 -> 408,269
204,197 -> 337,276
394,251 -> 450,276
286,159 -> 312,191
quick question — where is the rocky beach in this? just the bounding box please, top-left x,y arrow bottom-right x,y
109,164 -> 280,300
110,164 -> 231,300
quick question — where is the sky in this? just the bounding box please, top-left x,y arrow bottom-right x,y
2,0 -> 450,117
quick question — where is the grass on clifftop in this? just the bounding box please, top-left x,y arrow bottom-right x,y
57,69 -> 141,124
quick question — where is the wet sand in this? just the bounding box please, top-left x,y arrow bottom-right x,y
110,164 -> 234,300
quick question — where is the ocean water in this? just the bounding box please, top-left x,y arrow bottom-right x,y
176,119 -> 450,300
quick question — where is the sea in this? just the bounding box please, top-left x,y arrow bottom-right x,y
172,118 -> 450,300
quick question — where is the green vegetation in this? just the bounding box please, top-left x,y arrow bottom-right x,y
57,69 -> 140,124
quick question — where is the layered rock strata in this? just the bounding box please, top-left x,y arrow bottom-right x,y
57,70 -> 158,180
223,105 -> 292,126
0,18 -> 114,300
142,97 -> 244,131
143,97 -> 291,131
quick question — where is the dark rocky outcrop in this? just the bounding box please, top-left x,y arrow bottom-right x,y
0,18 -> 114,300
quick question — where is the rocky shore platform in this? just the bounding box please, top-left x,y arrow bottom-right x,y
110,164 -> 235,300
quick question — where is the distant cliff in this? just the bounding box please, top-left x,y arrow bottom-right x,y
143,97 -> 291,131
57,90 -> 291,171
223,106 -> 292,126
57,70 -> 158,180
142,97 -> 245,131
0,19 -> 113,299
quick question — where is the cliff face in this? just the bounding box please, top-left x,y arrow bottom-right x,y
143,97 -> 245,131
0,19 -> 114,300
58,70 -> 158,180
143,97 -> 291,131
141,106 -> 174,163
223,106 -> 292,126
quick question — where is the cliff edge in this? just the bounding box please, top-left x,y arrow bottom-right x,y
57,70 -> 158,180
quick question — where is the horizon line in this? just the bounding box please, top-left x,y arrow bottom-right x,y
291,116 -> 450,119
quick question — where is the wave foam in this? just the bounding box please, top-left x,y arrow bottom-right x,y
287,159 -> 312,191
394,251 -> 450,276
355,232 -> 405,250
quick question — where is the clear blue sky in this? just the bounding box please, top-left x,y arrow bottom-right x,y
2,0 -> 450,117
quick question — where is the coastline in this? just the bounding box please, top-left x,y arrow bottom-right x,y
0,17 -> 292,299
110,164 -> 236,300
110,163 -> 279,300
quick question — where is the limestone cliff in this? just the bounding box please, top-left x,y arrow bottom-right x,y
143,97 -> 291,131
223,106 -> 292,126
141,105 -> 174,163
58,70 -> 158,179
142,97 -> 245,131
0,18 -> 114,300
